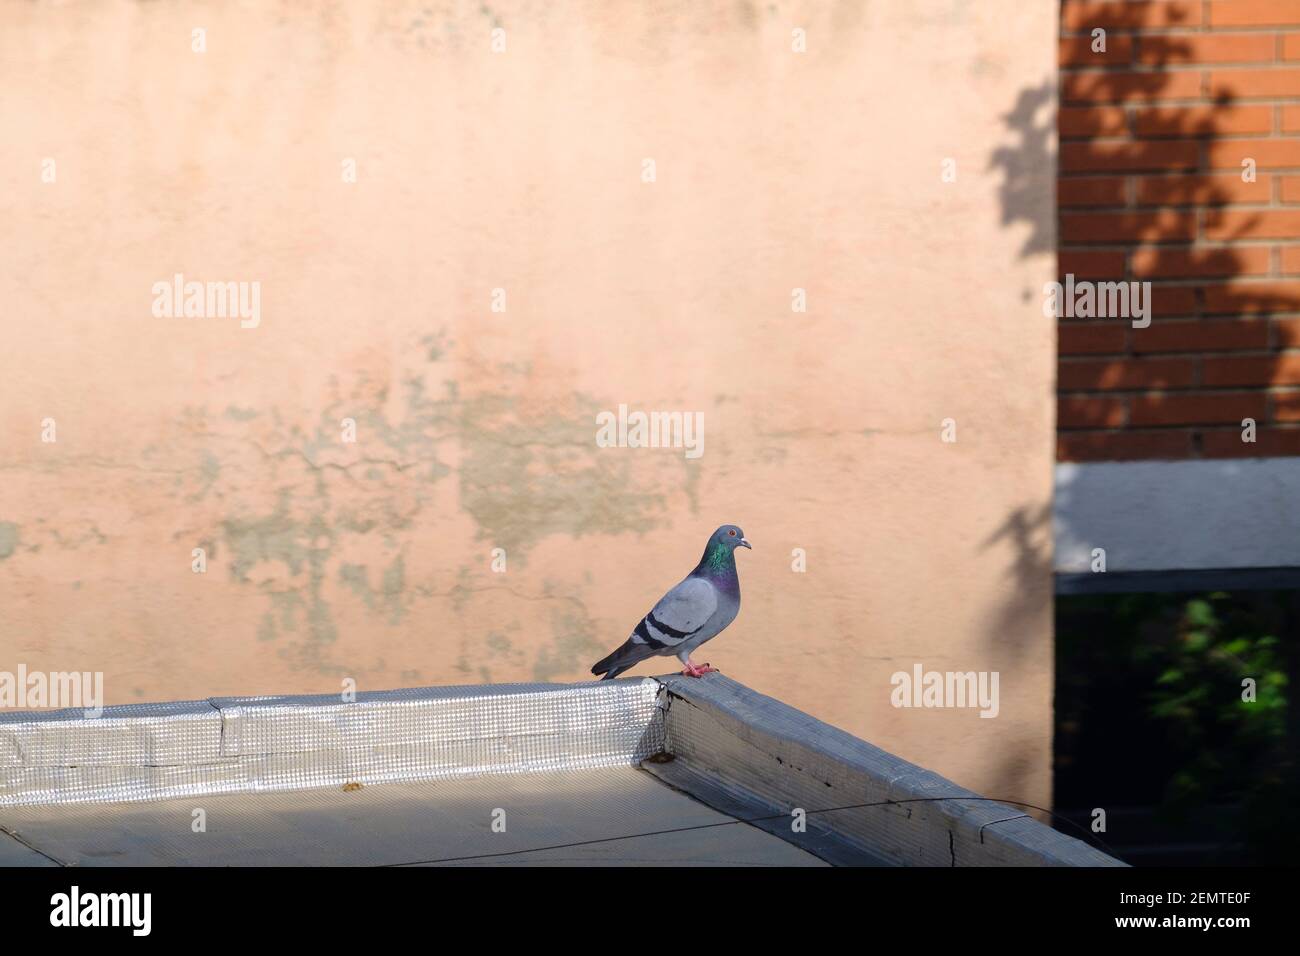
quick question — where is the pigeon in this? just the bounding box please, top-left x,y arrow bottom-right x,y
591,524 -> 751,680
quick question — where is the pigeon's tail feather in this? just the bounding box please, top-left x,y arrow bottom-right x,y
591,639 -> 655,680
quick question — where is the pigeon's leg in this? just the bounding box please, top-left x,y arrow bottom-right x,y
679,659 -> 718,677
676,648 -> 717,677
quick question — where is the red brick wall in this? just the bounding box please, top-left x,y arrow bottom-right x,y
1059,0 -> 1300,460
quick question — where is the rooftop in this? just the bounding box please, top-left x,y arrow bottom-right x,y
0,674 -> 1121,867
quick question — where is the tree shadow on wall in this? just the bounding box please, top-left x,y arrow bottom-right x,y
985,7 -> 1299,862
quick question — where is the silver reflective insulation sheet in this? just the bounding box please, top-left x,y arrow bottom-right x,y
0,679 -> 664,808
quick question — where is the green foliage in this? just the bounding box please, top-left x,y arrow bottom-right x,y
1057,589 -> 1298,864
1141,594 -> 1288,816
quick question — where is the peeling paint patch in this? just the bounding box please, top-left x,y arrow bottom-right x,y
339,564 -> 371,606
381,554 -> 406,624
458,393 -> 670,561
188,451 -> 221,501
221,502 -> 342,672
55,336 -> 683,680
339,555 -> 408,625
222,501 -> 315,580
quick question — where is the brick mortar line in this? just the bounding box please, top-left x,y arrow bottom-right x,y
1062,334 -> 1292,339
1060,205 -> 1283,210
1059,429 -> 1299,435
1060,202 -> 1300,206
1060,169 -> 1300,172
1069,206 -> 1278,215
1065,333 -> 1292,346
1062,349 -> 1300,358
1061,65 -> 1300,73
1066,385 -> 1300,392
1061,356 -> 1293,361
1061,64 -> 1300,71
1057,387 -> 1300,396
1063,170 -> 1300,176
1059,240 -> 1300,246
1058,236 -> 1300,242
1059,254 -> 1300,263
1058,388 -> 1300,395
1060,321 -> 1300,325
1060,334 -> 1295,340
1062,94 -> 1300,100
1056,423 -> 1300,429
1064,102 -> 1300,109
1060,134 -> 1300,141
1060,30 -> 1300,38
1061,243 -> 1300,250
1054,276 -> 1300,285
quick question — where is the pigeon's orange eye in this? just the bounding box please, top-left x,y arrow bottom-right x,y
728,529 -> 736,536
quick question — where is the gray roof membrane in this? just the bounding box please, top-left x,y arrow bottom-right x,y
0,674 -> 1123,866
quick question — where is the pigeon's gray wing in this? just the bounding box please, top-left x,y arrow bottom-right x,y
591,577 -> 718,679
636,577 -> 718,648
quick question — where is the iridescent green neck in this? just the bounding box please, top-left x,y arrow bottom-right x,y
704,542 -> 733,573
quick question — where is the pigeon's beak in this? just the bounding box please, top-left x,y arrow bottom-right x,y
739,537 -> 752,549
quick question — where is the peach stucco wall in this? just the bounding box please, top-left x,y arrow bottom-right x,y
1,2 -> 1057,807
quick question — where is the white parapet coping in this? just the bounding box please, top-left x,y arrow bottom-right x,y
0,674 -> 1122,866
1055,457 -> 1300,574
654,674 -> 1122,867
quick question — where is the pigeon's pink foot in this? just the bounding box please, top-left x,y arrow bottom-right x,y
680,661 -> 717,678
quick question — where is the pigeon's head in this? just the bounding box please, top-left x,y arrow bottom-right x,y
712,524 -> 752,550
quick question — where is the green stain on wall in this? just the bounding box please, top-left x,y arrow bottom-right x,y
221,501 -> 342,673
531,607 -> 604,682
0,522 -> 18,560
339,563 -> 372,607
458,393 -> 669,561
339,555 -> 408,625
171,341 -> 687,679
187,450 -> 222,502
381,554 -> 406,624
222,497 -> 315,579
271,591 -> 303,631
